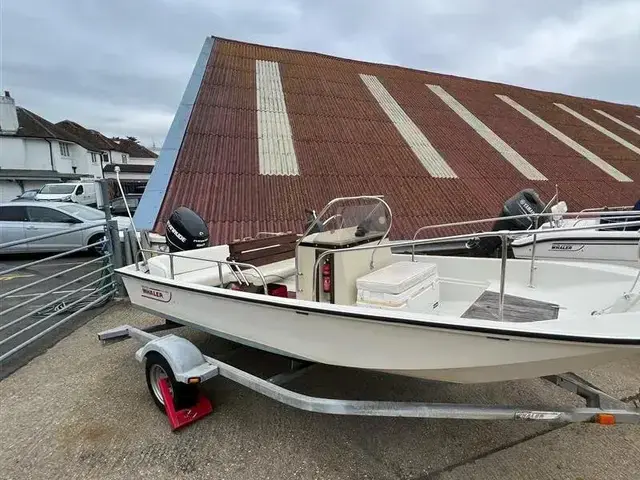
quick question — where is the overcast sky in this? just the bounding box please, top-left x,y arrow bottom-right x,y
2,0 -> 639,147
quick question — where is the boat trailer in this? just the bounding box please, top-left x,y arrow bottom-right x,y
98,322 -> 640,430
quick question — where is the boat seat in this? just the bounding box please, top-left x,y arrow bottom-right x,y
227,233 -> 299,268
173,258 -> 297,287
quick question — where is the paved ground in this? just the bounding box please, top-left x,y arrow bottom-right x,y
0,252 -> 114,379
0,302 -> 638,479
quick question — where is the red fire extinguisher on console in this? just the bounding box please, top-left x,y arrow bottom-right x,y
322,262 -> 331,293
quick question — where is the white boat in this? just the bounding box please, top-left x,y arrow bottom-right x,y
115,196 -> 640,385
510,200 -> 640,267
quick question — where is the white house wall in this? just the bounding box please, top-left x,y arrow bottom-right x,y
127,157 -> 156,166
24,138 -> 54,170
0,136 -> 27,168
103,171 -> 150,181
0,136 -> 54,170
0,181 -> 22,202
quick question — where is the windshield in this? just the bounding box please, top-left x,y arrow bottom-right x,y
57,204 -> 105,221
39,184 -> 76,194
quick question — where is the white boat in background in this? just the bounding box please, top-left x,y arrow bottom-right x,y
114,196 -> 640,385
510,199 -> 640,267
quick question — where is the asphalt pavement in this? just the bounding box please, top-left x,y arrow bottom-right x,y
0,251 -> 114,379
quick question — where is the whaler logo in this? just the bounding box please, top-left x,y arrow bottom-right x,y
550,243 -> 581,251
141,285 -> 172,302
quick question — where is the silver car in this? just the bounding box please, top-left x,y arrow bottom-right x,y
0,201 -> 131,255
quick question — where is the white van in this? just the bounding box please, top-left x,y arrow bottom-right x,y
35,182 -> 97,206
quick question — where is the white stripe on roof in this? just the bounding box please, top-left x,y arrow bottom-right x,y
555,104 -> 640,155
427,84 -> 547,181
255,60 -> 299,175
497,94 -> 633,182
592,109 -> 640,136
360,74 -> 457,178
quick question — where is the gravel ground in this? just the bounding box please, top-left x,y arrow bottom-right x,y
0,301 -> 638,480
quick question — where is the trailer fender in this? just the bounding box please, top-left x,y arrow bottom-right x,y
134,334 -> 219,383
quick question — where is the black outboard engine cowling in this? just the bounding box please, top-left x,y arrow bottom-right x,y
474,189 -> 546,256
165,207 -> 210,253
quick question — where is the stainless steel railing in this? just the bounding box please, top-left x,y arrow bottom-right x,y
134,248 -> 270,293
411,209 -> 640,287
311,216 -> 640,321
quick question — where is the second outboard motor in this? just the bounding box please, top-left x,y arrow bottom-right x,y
165,206 -> 210,253
474,189 -> 547,256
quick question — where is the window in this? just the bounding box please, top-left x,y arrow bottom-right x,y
58,204 -> 104,221
0,206 -> 28,221
76,185 -> 84,195
91,152 -> 100,164
102,152 -> 109,163
26,206 -> 78,223
121,154 -> 127,164
59,142 -> 71,157
38,184 -> 76,194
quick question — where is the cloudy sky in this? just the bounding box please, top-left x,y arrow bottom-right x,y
2,0 -> 639,147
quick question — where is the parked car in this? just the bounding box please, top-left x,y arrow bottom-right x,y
0,201 -> 132,255
35,182 -> 97,206
11,189 -> 40,202
109,194 -> 142,216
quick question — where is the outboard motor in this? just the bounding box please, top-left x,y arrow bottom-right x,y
473,189 -> 547,256
165,206 -> 210,253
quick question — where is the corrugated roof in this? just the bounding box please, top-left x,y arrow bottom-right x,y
145,36 -> 640,244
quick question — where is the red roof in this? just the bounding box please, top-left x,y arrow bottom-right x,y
151,37 -> 640,244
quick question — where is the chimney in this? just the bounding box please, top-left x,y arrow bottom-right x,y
0,90 -> 19,134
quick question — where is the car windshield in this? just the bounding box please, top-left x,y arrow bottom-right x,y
39,184 -> 76,194
57,204 -> 105,221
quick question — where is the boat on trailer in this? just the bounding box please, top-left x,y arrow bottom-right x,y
112,196 -> 640,385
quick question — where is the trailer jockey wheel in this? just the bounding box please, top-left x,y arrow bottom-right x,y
144,352 -> 199,414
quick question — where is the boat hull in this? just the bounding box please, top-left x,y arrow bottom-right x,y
511,228 -> 640,267
119,271 -> 639,384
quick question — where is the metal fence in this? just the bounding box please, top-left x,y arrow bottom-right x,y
0,220 -> 118,364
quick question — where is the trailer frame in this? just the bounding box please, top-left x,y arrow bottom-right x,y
98,321 -> 640,425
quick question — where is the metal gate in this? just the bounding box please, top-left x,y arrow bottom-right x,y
0,220 -> 117,366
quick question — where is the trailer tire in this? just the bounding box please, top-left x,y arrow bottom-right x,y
144,352 -> 199,414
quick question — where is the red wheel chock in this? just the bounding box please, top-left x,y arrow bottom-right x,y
158,377 -> 213,431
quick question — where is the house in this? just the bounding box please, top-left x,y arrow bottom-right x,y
124,37 -> 637,242
0,91 -> 104,202
102,137 -> 158,195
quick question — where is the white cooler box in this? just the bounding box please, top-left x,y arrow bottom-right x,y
356,261 -> 440,312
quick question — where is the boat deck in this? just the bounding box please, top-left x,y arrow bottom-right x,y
461,290 -> 560,322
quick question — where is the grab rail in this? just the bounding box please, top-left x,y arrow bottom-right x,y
134,248 -> 270,294
313,217 -> 640,321
411,209 -> 640,288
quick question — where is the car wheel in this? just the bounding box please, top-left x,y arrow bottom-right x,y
87,233 -> 106,255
